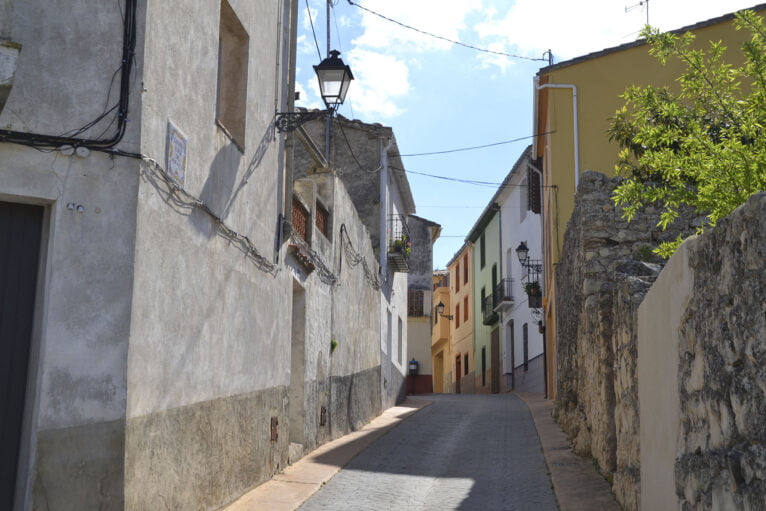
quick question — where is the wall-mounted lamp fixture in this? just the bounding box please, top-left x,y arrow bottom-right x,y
276,50 -> 354,132
515,241 -> 543,275
436,301 -> 454,320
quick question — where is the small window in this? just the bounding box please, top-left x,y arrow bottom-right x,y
464,353 -> 469,375
434,306 -> 439,325
463,296 -> 468,322
480,233 -> 486,269
407,290 -> 424,317
216,0 -> 249,150
456,262 -> 461,292
463,254 -> 468,284
456,304 -> 460,328
291,198 -> 309,240
315,200 -> 330,238
480,287 -> 486,312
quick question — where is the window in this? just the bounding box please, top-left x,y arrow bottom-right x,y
291,198 -> 309,240
216,0 -> 249,150
434,306 -> 439,324
464,353 -> 469,375
480,287 -> 486,312
408,290 -> 424,317
491,264 -> 498,293
463,254 -> 468,284
480,233 -> 486,268
456,262 -> 460,292
528,162 -> 542,214
315,200 -> 330,238
463,296 -> 468,322
455,355 -> 462,382
456,304 -> 460,328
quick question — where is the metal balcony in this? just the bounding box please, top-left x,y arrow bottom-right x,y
387,214 -> 410,273
492,278 -> 514,312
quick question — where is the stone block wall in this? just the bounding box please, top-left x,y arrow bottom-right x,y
673,192 -> 766,509
554,171 -> 698,510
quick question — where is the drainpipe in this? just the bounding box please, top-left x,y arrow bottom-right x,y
527,158 -> 549,399
535,79 -> 580,190
379,137 -> 394,279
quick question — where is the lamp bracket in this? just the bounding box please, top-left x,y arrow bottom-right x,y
275,110 -> 328,133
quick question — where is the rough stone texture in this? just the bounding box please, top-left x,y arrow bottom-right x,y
674,192 -> 766,510
554,171 -> 697,510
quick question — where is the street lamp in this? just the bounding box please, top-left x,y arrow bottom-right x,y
515,241 -> 543,274
436,301 -> 454,320
276,50 -> 354,132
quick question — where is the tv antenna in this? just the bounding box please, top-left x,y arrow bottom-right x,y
625,0 -> 649,25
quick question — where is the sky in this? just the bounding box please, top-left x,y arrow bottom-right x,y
295,0 -> 759,269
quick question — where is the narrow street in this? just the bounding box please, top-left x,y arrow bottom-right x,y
299,394 -> 558,511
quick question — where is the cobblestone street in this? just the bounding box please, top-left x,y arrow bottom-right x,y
299,393 -> 558,511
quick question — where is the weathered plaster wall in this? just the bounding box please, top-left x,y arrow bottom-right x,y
554,171 -> 697,510
637,192 -> 766,510
124,1 -> 292,509
0,0 -> 146,508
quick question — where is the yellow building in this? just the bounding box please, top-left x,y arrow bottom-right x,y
447,244 -> 474,394
431,271 -> 451,393
533,6 -> 765,398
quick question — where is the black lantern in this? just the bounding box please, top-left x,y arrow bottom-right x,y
276,49 -> 354,132
436,301 -> 453,320
515,241 -> 529,264
314,50 -> 354,111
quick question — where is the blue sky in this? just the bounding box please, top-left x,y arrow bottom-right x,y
295,0 -> 758,269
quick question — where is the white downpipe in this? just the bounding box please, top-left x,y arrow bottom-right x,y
536,82 -> 580,190
380,137 -> 395,278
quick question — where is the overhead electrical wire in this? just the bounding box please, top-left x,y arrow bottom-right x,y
305,0 -> 323,61
345,0 -> 549,62
395,131 -> 555,157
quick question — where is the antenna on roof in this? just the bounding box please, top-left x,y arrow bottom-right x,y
625,0 -> 649,25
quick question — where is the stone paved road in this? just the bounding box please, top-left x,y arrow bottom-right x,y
299,393 -> 558,511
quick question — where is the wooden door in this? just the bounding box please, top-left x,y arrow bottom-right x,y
0,201 -> 44,509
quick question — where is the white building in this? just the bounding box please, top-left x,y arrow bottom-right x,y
496,146 -> 546,394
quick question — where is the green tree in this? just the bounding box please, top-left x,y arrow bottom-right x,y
608,9 -> 766,257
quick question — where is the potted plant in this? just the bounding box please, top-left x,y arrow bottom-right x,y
391,235 -> 411,257
524,281 -> 542,308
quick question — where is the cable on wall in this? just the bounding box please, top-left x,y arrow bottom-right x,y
0,0 -> 139,155
339,224 -> 381,290
141,157 -> 279,275
289,232 -> 338,285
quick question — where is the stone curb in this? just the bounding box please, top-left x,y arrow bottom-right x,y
221,397 -> 432,511
515,392 -> 621,511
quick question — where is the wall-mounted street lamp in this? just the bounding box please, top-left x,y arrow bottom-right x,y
436,301 -> 454,320
276,50 -> 354,132
515,241 -> 543,276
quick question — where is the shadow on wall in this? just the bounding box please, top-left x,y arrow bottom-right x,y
192,122 -> 275,237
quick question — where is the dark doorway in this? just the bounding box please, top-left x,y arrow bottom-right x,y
1,201 -> 44,509
490,328 -> 500,393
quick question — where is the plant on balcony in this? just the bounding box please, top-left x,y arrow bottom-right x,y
391,235 -> 411,257
524,281 -> 541,295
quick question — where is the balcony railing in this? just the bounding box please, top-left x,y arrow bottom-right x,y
387,214 -> 410,273
492,278 -> 514,312
482,294 -> 498,325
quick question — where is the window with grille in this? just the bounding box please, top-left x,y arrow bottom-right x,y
292,198 -> 309,240
408,290 -> 424,317
216,0 -> 248,150
315,200 -> 329,238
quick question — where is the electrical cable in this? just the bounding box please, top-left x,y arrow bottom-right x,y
393,166 -> 557,188
339,224 -> 381,290
345,0 -> 549,62
0,0 -> 138,154
394,131 -> 555,157
305,0 -> 323,61
335,118 -> 380,173
290,232 -> 338,285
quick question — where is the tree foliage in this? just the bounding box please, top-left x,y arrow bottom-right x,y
608,10 -> 766,257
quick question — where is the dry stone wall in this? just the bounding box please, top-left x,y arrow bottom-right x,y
554,171 -> 699,510
673,192 -> 766,510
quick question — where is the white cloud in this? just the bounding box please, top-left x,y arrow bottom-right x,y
343,48 -> 411,118
351,0 -> 483,53
301,5 -> 319,32
474,0 -> 760,66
